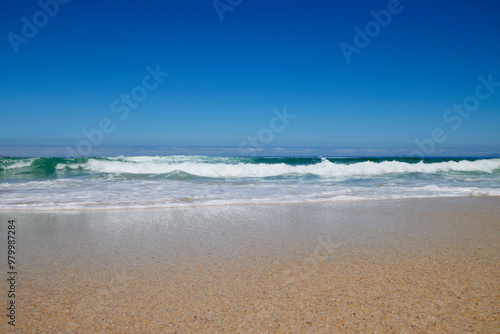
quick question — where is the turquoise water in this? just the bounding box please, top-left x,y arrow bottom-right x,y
1,156 -> 499,210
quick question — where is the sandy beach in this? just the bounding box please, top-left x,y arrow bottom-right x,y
1,197 -> 499,333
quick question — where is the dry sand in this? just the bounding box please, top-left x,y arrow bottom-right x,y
0,197 -> 499,333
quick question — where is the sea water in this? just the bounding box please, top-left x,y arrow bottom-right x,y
1,156 -> 499,210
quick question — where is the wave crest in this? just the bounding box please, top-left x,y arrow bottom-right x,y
72,157 -> 500,178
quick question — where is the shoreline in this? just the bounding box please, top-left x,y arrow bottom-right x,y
1,194 -> 499,212
1,197 -> 499,332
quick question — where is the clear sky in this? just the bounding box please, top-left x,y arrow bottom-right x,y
1,0 -> 499,157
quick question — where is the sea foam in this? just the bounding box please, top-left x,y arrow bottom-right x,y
1,156 -> 499,210
72,157 -> 500,178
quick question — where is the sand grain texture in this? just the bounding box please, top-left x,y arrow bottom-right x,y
1,197 -> 499,333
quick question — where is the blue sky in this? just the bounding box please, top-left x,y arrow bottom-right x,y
0,0 -> 499,157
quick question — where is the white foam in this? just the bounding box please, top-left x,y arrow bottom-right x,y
1,177 -> 498,211
2,157 -> 499,211
72,158 -> 500,178
2,158 -> 36,169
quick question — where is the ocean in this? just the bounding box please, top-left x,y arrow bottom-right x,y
1,155 -> 499,211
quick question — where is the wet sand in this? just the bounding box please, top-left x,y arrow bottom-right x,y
1,197 -> 499,333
